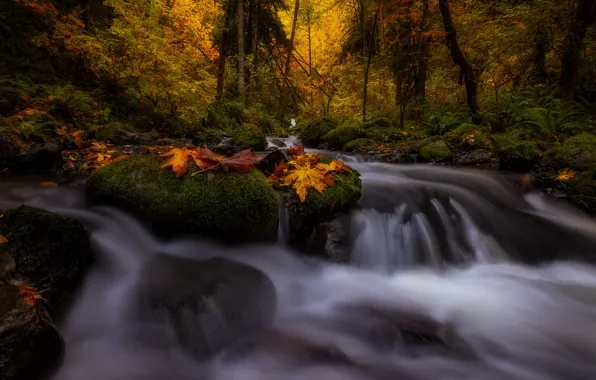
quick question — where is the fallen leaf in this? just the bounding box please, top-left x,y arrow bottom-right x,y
556,168 -> 576,181
288,144 -> 305,157
281,165 -> 335,202
220,149 -> 263,172
41,181 -> 58,187
267,160 -> 290,184
317,160 -> 352,174
96,153 -> 111,163
0,235 -> 7,244
19,284 -> 47,308
161,147 -> 193,177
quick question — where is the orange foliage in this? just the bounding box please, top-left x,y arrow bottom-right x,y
161,146 -> 262,177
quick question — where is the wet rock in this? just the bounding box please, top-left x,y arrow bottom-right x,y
213,137 -> 247,156
420,140 -> 452,163
137,133 -> 154,145
295,220 -> 350,263
108,129 -> 138,145
269,138 -> 287,148
257,149 -> 291,175
377,153 -> 418,164
454,149 -> 498,169
0,284 -> 63,380
135,254 -> 276,360
9,142 -> 62,172
0,206 -> 92,320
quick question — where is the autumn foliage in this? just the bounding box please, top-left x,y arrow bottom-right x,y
268,145 -> 352,202
161,146 -> 262,177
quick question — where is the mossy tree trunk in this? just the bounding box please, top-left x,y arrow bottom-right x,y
237,0 -> 246,104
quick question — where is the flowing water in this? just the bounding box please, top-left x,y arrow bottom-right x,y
2,150 -> 596,380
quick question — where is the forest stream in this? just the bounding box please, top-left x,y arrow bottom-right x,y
2,143 -> 596,380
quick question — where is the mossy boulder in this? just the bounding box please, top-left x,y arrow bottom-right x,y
361,118 -> 393,130
206,100 -> 245,131
322,125 -> 365,150
233,124 -> 267,150
532,133 -> 596,214
420,140 -> 453,162
494,134 -> 541,171
0,284 -> 62,380
298,117 -> 338,147
446,124 -> 492,151
285,157 -> 362,244
86,156 -> 280,242
366,127 -> 405,143
0,206 -> 92,320
344,138 -> 375,152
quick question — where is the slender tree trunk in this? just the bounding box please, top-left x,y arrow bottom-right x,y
529,29 -> 548,84
438,0 -> 479,114
237,0 -> 245,104
279,0 -> 300,118
217,0 -> 234,100
559,0 -> 596,99
251,0 -> 260,90
363,2 -> 381,122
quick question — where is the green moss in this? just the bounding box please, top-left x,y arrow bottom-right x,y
344,138 -> 375,152
361,118 -> 393,130
420,140 -> 453,162
86,156 -> 280,242
322,125 -> 365,150
446,123 -> 492,151
0,206 -> 92,317
366,127 -> 405,143
233,124 -> 267,150
494,134 -> 541,171
544,132 -> 596,170
298,117 -> 338,147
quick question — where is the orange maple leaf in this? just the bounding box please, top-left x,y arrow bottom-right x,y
0,235 -> 7,244
19,284 -> 47,308
288,144 -> 305,157
317,160 -> 352,174
556,168 -> 576,181
40,181 -> 58,187
281,165 -> 335,202
267,160 -> 290,184
161,147 -> 194,177
162,146 -> 262,176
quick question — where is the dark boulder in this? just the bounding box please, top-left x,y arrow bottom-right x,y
0,206 -> 93,320
8,143 -> 62,172
108,129 -> 138,145
269,138 -> 287,148
0,284 -> 63,380
454,149 -> 499,169
135,254 -> 276,360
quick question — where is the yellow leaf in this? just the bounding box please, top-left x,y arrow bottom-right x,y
41,181 -> 58,187
556,168 -> 576,181
281,165 -> 335,202
161,147 -> 192,177
96,153 -> 111,163
0,235 -> 7,244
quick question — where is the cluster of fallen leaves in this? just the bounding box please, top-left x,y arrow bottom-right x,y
161,146 -> 262,177
556,168 -> 576,181
0,233 -> 46,308
267,144 -> 352,202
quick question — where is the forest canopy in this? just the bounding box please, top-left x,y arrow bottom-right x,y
0,0 -> 595,146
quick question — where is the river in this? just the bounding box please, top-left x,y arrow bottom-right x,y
1,141 -> 596,380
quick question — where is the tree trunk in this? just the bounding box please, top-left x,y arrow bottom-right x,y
559,0 -> 596,99
438,0 -> 479,114
529,29 -> 548,84
237,0 -> 245,104
363,2 -> 381,122
278,0 -> 300,118
217,0 -> 234,100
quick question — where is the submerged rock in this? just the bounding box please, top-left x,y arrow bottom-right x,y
257,149 -> 292,175
86,156 -> 279,242
135,254 -> 276,360
2,142 -> 62,172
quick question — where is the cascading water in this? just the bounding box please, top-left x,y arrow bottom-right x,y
2,156 -> 596,380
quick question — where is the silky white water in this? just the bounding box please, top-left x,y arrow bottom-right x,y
2,160 -> 596,380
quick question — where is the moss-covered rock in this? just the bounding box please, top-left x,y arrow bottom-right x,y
531,133 -> 596,214
322,125 -> 365,150
446,123 -> 492,151
298,117 -> 338,147
344,138 -> 375,152
233,124 -> 267,150
0,206 -> 92,319
285,157 -> 362,244
361,118 -> 393,130
0,284 -> 62,380
420,140 -> 453,162
494,134 -> 541,171
86,156 -> 280,242
366,127 -> 405,143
